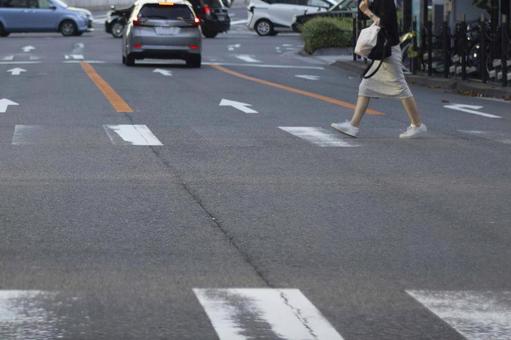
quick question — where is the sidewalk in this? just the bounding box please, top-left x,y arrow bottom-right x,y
309,48 -> 511,100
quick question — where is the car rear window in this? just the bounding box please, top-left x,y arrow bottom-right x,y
139,4 -> 194,20
202,0 -> 222,9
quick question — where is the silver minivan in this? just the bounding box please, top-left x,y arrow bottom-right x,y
122,0 -> 202,67
0,0 -> 92,37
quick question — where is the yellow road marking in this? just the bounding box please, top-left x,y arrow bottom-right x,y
80,62 -> 133,113
210,64 -> 384,116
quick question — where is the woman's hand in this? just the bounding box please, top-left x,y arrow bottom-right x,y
372,16 -> 381,26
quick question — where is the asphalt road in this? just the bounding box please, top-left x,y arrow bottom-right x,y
1,4 -> 511,340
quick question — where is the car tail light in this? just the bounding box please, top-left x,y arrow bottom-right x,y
203,4 -> 211,15
189,44 -> 199,50
133,18 -> 141,26
133,42 -> 142,49
193,17 -> 201,27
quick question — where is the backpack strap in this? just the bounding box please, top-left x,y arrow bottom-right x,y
362,59 -> 384,79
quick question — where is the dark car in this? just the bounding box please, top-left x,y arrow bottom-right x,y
188,0 -> 230,38
291,0 -> 356,32
105,5 -> 133,38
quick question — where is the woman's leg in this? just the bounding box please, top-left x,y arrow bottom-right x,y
400,96 -> 423,126
351,96 -> 370,127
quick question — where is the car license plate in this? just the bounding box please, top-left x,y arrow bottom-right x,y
217,15 -> 225,21
155,27 -> 180,35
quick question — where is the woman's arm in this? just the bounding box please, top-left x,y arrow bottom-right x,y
359,0 -> 381,26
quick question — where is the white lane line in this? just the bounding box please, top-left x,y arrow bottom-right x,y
234,54 -> 261,63
0,61 -> 40,65
295,74 -> 320,81
103,124 -> 163,146
7,67 -> 26,76
407,290 -> 511,340
63,60 -> 105,64
204,62 -> 324,70
65,54 -> 84,60
219,99 -> 258,114
459,130 -> 511,145
231,19 -> 248,25
444,104 -> 502,119
279,127 -> 359,147
194,288 -> 344,340
22,45 -> 35,52
153,68 -> 173,76
0,290 -> 62,339
0,98 -> 19,113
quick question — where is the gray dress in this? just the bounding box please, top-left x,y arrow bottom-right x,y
358,45 -> 413,99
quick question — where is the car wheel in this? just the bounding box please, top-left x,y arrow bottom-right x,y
186,54 -> 201,68
126,53 -> 135,66
255,19 -> 273,37
0,23 -> 10,37
111,21 -> 125,38
59,20 -> 77,36
203,30 -> 218,38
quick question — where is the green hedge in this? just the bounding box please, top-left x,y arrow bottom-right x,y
301,17 -> 353,54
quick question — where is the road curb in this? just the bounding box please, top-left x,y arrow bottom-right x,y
331,59 -> 511,100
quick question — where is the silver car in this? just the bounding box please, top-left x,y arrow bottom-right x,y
122,0 -> 202,67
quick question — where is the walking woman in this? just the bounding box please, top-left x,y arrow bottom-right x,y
331,0 -> 427,138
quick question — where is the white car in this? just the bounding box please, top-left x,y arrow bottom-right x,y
247,0 -> 336,36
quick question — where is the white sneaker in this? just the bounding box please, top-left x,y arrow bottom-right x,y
331,121 -> 359,138
399,124 -> 427,139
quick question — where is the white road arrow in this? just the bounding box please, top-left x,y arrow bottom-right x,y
0,99 -> 19,113
295,74 -> 320,81
219,99 -> 258,114
444,104 -> 501,119
153,69 -> 172,76
235,55 -> 261,63
7,67 -> 26,76
22,46 -> 35,52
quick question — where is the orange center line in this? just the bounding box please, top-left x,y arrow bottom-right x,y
80,62 -> 133,113
210,64 -> 384,116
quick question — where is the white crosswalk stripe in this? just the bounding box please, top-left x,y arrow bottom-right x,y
194,288 -> 345,340
103,124 -> 163,146
407,290 -> 511,340
279,127 -> 359,147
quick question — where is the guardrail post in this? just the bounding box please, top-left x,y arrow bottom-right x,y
461,19 -> 467,80
443,20 -> 450,78
480,15 -> 488,83
502,15 -> 508,87
427,21 -> 433,76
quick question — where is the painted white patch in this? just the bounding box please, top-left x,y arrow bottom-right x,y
0,290 -> 62,339
407,290 -> 511,340
2,56 -> 14,61
295,74 -> 320,81
65,54 -> 84,60
11,125 -> 42,145
153,68 -> 172,76
231,19 -> 248,25
219,99 -> 258,114
0,98 -> 19,113
228,44 -> 241,51
234,55 -> 261,63
7,67 -> 26,76
279,127 -> 359,147
459,130 -> 511,145
103,124 -> 163,146
0,61 -> 40,65
62,60 -> 105,64
204,62 -> 324,70
194,288 -> 344,340
444,104 -> 502,119
22,45 -> 35,52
